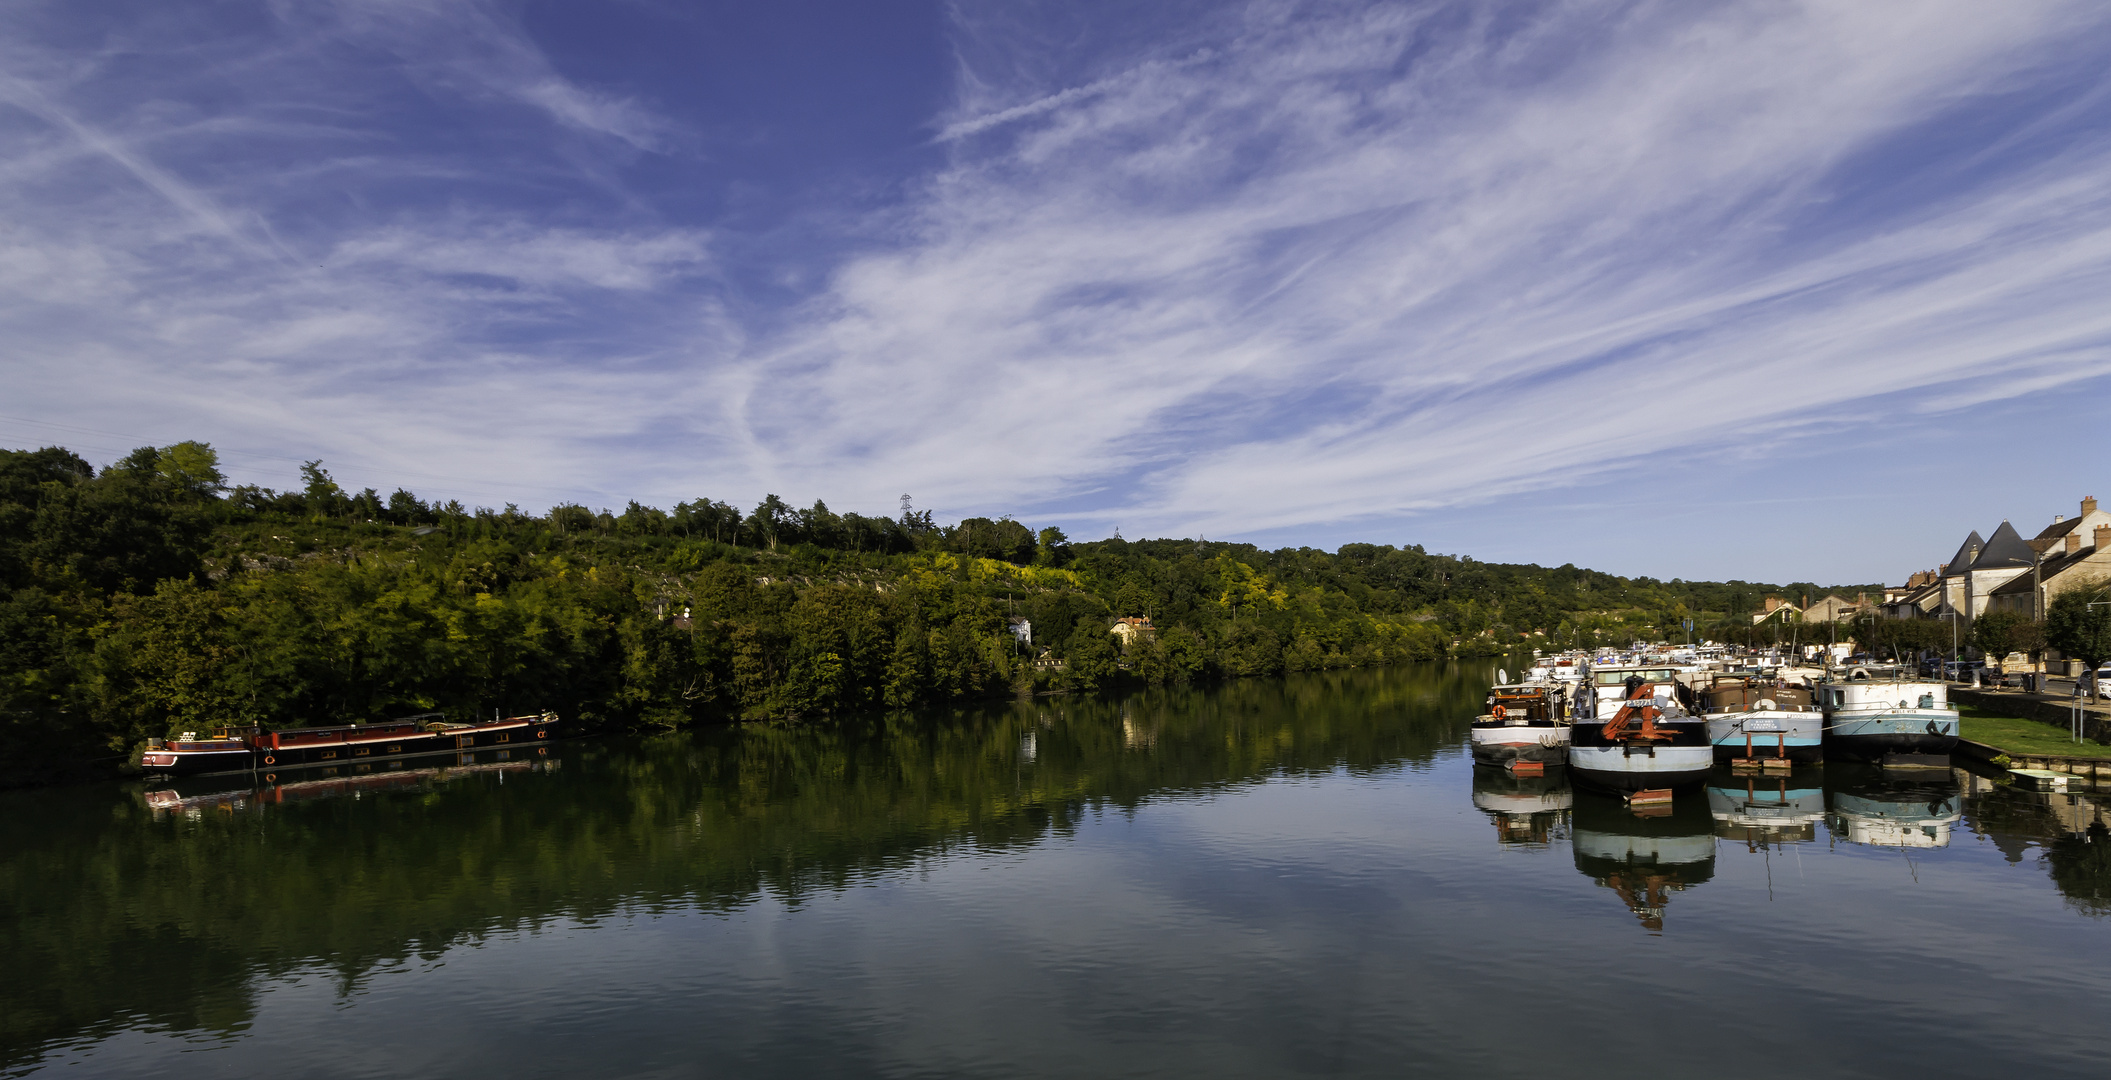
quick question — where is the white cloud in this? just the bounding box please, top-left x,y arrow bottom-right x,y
4,0 -> 2110,558
728,0 -> 2111,532
322,0 -> 677,151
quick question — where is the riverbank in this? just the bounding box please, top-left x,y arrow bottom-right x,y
1951,686 -> 2111,741
1956,705 -> 2111,761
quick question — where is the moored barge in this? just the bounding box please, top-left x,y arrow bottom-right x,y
1816,670 -> 1957,765
1470,681 -> 1571,768
1689,674 -> 1823,764
141,712 -> 561,779
1568,665 -> 1713,791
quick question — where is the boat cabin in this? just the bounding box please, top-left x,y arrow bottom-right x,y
1483,683 -> 1563,722
1690,674 -> 1814,716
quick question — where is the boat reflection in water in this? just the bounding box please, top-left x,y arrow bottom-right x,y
1707,770 -> 1825,848
1470,767 -> 1572,848
1570,787 -> 1716,932
142,754 -> 552,817
1824,765 -> 1962,849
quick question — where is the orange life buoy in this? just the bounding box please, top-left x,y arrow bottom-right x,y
536,730 -> 547,739
264,773 -> 276,783
263,755 -> 275,765
1491,704 -> 1507,720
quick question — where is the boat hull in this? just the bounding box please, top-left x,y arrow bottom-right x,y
1822,711 -> 1957,762
1568,721 -> 1713,789
1469,722 -> 1570,766
1704,710 -> 1824,763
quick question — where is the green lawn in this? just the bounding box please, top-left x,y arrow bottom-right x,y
1957,705 -> 2111,759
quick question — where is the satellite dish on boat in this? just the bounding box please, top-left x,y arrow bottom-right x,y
1498,668 -> 1509,683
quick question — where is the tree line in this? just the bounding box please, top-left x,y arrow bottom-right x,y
1,441 -> 1887,782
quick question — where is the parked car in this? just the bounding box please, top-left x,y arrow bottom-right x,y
1982,670 -> 2018,688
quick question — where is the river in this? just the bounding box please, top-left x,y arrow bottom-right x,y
5,662 -> 2108,1077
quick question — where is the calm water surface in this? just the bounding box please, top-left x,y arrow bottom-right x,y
7,663 -> 2109,1078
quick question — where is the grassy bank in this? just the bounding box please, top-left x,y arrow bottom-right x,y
1957,705 -> 2111,759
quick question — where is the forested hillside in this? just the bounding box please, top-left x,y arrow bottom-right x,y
0,442 -> 1873,782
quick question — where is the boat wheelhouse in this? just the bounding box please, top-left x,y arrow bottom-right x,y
1470,682 -> 1571,769
1816,670 -> 1957,765
140,712 -> 561,779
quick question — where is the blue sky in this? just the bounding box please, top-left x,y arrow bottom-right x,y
5,0 -> 2110,585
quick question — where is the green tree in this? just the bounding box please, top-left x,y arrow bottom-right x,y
300,460 -> 345,521
155,441 -> 226,498
1062,622 -> 1118,691
1970,609 -> 2044,673
2047,585 -> 2111,700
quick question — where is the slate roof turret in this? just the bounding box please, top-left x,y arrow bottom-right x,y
1941,531 -> 1985,576
1967,520 -> 2035,571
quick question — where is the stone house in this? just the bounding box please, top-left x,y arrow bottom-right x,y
1987,522 -> 2111,618
1958,520 -> 2037,621
1751,596 -> 1801,625
1109,616 -> 1155,650
1802,594 -> 1869,623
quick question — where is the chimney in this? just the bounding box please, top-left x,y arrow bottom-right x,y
2068,532 -> 2083,555
2097,523 -> 2111,552
1763,596 -> 1780,614
2086,496 -> 2100,517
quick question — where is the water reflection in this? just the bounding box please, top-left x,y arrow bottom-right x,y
1959,770 -> 2111,917
1825,766 -> 1962,849
1469,767 -> 1571,848
0,666 -> 1489,1073
1707,770 -> 1824,848
142,759 -> 548,816
1570,786 -> 1716,932
9,661 -> 2111,1077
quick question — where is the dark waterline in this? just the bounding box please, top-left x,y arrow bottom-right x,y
4,662 -> 2108,1078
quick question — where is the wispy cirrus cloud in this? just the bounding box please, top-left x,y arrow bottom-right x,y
320,0 -> 678,152
3,0 -> 2110,579
732,0 -> 2111,539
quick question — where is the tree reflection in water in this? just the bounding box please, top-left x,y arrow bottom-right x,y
0,664 -> 1489,1069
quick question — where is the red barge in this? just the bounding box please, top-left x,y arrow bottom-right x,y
140,712 -> 561,780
